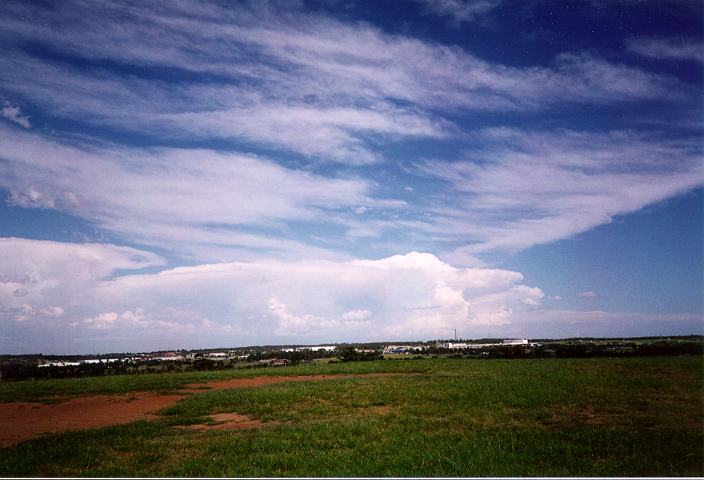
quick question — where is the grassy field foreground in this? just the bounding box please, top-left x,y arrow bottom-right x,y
0,356 -> 701,476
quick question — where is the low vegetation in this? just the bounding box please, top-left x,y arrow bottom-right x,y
0,355 -> 701,476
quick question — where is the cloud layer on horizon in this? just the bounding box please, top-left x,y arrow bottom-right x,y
1,238 -> 547,353
3,237 -> 700,354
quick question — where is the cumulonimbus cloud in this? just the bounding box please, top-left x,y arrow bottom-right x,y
2,237 -> 701,353
0,238 -> 544,352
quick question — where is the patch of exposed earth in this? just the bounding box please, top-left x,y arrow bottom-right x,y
176,412 -> 276,431
0,373 -> 397,447
0,393 -> 184,447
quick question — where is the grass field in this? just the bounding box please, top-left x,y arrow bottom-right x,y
0,356 -> 701,477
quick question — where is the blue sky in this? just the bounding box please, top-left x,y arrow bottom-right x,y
0,0 -> 702,354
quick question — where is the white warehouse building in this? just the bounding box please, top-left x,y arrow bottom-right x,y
295,345 -> 337,352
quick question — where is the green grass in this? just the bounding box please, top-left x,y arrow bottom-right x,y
1,356 -> 701,476
0,359 -> 431,403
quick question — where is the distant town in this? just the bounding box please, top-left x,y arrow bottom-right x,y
11,338 -> 536,369
1,335 -> 701,382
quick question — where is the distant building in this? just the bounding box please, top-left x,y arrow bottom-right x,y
383,345 -> 422,354
80,358 -> 121,364
154,355 -> 184,361
207,352 -> 228,359
437,339 -> 532,349
39,361 -> 80,367
296,345 -> 337,352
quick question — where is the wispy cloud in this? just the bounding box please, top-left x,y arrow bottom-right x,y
1,118 -> 701,265
627,37 -> 704,63
1,100 -> 30,128
0,1 -> 684,165
0,125 -> 373,261
413,0 -> 502,24
407,128 -> 703,262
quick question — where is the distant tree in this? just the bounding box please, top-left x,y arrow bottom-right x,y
338,346 -> 382,362
338,346 -> 358,362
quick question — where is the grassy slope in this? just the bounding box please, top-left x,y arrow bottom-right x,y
0,359 -> 430,403
0,356 -> 701,477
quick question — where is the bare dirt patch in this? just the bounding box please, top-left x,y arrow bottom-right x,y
0,393 -> 185,447
538,406 -> 618,430
570,407 -> 607,426
176,413 -> 276,431
0,373 -> 398,447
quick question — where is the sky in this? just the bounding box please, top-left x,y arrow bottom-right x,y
0,0 -> 702,354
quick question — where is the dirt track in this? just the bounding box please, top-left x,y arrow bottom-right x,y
0,373 -> 383,447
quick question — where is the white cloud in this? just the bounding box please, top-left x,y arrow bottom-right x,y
0,125 -> 371,261
408,128 -> 703,260
342,309 -> 372,321
1,101 -> 30,128
577,291 -> 598,298
0,1 -> 681,165
0,238 -> 163,340
268,298 -> 371,336
627,37 -> 704,63
2,238 -> 701,353
0,238 -> 163,316
0,2 -> 696,266
83,312 -> 119,330
3,122 -> 700,266
98,251 -> 543,340
41,306 -> 64,318
413,0 -> 501,24
0,239 -> 544,351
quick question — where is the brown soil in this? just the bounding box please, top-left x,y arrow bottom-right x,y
176,413 -> 275,431
0,393 -> 184,447
540,406 -> 615,430
0,372 -> 394,447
